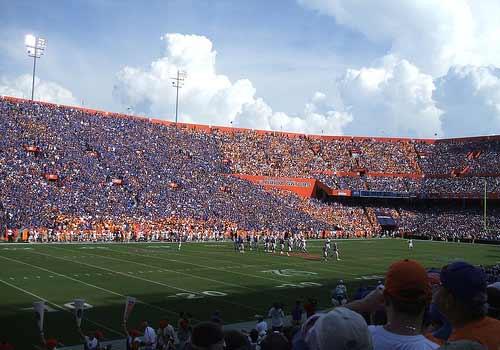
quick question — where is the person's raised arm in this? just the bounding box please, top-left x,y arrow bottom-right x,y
344,285 -> 385,314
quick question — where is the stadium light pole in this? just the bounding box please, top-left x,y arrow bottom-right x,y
25,34 -> 47,101
171,70 -> 187,123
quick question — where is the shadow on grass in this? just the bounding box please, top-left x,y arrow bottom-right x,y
0,277 -> 381,349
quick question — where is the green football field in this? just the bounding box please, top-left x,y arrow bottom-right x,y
1,239 -> 499,348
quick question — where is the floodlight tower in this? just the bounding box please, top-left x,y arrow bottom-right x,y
25,34 -> 47,101
171,70 -> 187,123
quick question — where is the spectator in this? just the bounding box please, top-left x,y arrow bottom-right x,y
140,321 -> 157,350
332,279 -> 348,306
303,299 -> 317,319
157,319 -> 177,350
291,300 -> 304,326
346,259 -> 438,350
76,327 -> 101,350
304,307 -> 372,350
187,322 -> 224,350
210,310 -> 223,325
223,330 -> 250,350
268,303 -> 285,332
177,312 -> 192,350
248,329 -> 260,350
260,331 -> 290,350
44,338 -> 59,350
434,261 -> 500,349
255,317 -> 268,337
487,282 -> 500,319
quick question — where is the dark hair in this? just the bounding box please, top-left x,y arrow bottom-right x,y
260,332 -> 290,350
249,329 -> 259,343
224,330 -> 250,350
191,322 -> 224,348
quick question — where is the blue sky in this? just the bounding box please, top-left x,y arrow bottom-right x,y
2,0 -> 376,112
2,0 -> 500,137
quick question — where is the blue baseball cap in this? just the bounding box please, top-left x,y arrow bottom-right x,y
440,261 -> 487,305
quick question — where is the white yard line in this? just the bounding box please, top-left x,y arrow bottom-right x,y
0,277 -> 123,336
105,247 -> 302,283
130,246 -> 360,277
0,255 -> 178,317
55,247 -> 254,291
27,250 -> 260,313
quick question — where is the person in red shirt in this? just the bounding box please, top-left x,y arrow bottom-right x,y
434,261 -> 500,350
304,298 -> 317,319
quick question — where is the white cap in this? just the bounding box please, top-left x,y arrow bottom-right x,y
488,282 -> 500,290
305,307 -> 372,350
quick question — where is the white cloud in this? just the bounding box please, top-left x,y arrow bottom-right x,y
0,74 -> 77,105
335,56 -> 443,137
234,93 -> 352,135
114,33 -> 351,135
435,65 -> 500,136
298,0 -> 500,76
298,0 -> 500,137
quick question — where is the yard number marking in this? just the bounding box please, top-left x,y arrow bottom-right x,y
275,282 -> 322,288
261,269 -> 318,277
64,301 -> 94,310
168,291 -> 228,299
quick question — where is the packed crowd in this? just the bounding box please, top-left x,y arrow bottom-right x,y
1,97 -> 500,242
396,207 -> 500,241
4,259 -> 498,350
416,140 -> 500,176
0,99 -> 334,236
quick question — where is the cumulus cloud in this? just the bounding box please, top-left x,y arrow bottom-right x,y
234,92 -> 352,135
435,65 -> 500,136
113,33 -> 351,135
0,74 -> 77,105
298,0 -> 500,76
334,56 -> 443,137
298,0 -> 500,137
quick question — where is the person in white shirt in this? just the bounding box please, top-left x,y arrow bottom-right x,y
268,303 -> 285,331
345,259 -> 439,350
256,316 -> 268,336
409,239 -> 414,250
141,321 -> 157,350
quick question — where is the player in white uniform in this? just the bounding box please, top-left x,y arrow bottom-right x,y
323,239 -> 331,261
279,237 -> 285,255
178,234 -> 182,250
408,239 -> 414,249
332,242 -> 340,261
253,235 -> 259,251
286,236 -> 293,256
301,237 -> 307,253
271,236 -> 277,254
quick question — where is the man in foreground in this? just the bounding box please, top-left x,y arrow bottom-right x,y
345,259 -> 439,350
433,261 -> 500,349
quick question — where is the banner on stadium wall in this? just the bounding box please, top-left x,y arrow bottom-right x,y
329,189 -> 352,197
234,174 -> 318,198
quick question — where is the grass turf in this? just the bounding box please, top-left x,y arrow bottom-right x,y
0,239 -> 499,348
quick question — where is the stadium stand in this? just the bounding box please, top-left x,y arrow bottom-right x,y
1,96 -> 500,243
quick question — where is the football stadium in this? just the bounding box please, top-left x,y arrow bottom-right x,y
2,1 -> 500,350
1,97 -> 500,349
